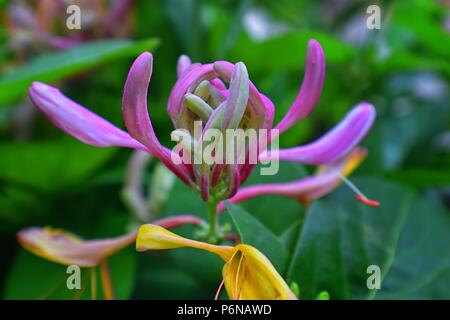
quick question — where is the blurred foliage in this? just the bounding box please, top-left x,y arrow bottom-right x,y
0,0 -> 449,300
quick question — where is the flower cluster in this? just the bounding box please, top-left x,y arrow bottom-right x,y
20,38 -> 378,300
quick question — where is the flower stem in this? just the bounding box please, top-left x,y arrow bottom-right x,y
99,260 -> 115,300
206,199 -> 219,243
90,267 -> 97,300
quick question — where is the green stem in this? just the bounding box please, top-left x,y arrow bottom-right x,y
206,199 -> 219,242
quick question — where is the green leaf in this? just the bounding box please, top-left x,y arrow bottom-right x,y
286,177 -> 450,299
0,140 -> 116,192
4,247 -> 136,300
0,38 -> 159,105
384,168 -> 450,188
375,191 -> 450,299
225,202 -> 288,273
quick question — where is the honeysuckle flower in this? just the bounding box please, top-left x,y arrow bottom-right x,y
17,215 -> 204,299
216,147 -> 371,213
17,215 -> 204,267
28,39 -> 377,241
18,227 -> 136,268
136,224 -> 297,300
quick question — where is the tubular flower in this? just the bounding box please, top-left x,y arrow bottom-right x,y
28,39 -> 376,206
136,224 -> 297,300
216,147 -> 377,213
17,215 -> 204,267
17,215 -> 204,300
18,227 -> 136,267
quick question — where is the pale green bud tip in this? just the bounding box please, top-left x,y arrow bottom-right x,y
194,80 -> 211,101
222,62 -> 249,129
184,93 -> 214,122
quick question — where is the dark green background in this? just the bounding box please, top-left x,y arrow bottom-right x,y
0,0 -> 449,299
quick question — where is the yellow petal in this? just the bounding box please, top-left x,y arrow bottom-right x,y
316,147 -> 367,176
341,147 -> 367,176
136,224 -> 234,261
223,244 -> 297,300
18,227 -> 136,267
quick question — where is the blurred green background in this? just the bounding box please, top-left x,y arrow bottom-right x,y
0,0 -> 449,299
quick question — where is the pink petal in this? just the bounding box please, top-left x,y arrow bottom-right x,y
275,39 -> 325,133
167,63 -> 216,128
153,215 -> 205,229
260,103 -> 376,165
29,82 -> 145,150
213,61 -> 274,130
17,227 -> 137,267
216,173 -> 338,213
122,52 -> 192,185
175,54 -> 201,80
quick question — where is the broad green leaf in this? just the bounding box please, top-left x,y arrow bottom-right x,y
0,140 -> 116,192
286,177 -> 450,299
0,38 -> 159,105
375,192 -> 450,299
391,1 -> 450,58
4,247 -> 136,300
385,168 -> 450,188
225,202 -> 288,273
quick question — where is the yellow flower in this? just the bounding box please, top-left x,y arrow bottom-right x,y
136,224 -> 297,300
18,227 -> 136,267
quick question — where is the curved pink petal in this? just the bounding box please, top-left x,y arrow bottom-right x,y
221,62 -> 249,129
175,55 -> 202,81
275,39 -> 325,134
216,173 -> 338,213
122,52 -> 192,186
18,215 -> 203,267
29,82 -> 145,150
167,63 -> 216,128
177,55 -> 193,78
18,227 -> 137,267
210,78 -> 226,91
213,61 -> 274,130
259,103 -> 376,165
153,215 -> 205,229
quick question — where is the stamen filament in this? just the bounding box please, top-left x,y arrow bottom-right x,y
214,279 -> 225,300
331,168 -> 380,207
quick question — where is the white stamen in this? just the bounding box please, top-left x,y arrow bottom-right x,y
330,167 -> 370,201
